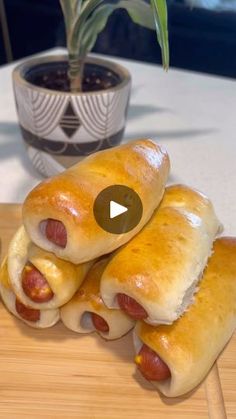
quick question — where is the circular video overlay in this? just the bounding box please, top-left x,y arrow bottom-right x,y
93,185 -> 143,234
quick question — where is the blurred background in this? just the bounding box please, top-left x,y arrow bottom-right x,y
0,0 -> 236,78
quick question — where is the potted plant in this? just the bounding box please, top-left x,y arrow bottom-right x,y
12,0 -> 169,177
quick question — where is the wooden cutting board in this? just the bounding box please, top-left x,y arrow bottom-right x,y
0,204 -> 235,419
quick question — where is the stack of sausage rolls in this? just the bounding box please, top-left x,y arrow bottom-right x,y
1,138 -> 235,398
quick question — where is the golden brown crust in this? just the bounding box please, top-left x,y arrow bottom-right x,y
102,208 -> 205,302
0,257 -> 11,289
160,184 -> 211,213
60,258 -> 134,340
135,237 -> 236,396
72,258 -> 109,312
7,226 -> 91,309
160,184 -> 222,235
0,259 -> 60,328
22,139 -> 170,264
101,184 -> 220,324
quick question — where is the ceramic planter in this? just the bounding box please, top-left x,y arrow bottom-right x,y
12,55 -> 131,177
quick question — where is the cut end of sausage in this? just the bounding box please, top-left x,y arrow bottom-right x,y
22,264 -> 54,303
135,344 -> 171,381
91,312 -> 109,333
15,298 -> 40,323
44,219 -> 67,248
117,293 -> 148,320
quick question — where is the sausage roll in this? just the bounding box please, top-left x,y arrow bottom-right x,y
7,226 -> 92,310
0,259 -> 59,328
22,139 -> 170,264
133,237 -> 236,397
100,185 -> 221,325
61,257 -> 135,340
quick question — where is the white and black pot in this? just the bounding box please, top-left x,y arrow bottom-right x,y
12,55 -> 131,177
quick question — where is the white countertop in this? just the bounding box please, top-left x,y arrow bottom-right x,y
0,49 -> 236,235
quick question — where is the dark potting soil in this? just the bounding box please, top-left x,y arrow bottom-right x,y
25,62 -> 121,92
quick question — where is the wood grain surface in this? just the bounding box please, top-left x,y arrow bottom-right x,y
0,204 -> 234,419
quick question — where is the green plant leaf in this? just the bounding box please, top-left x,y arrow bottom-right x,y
79,0 -> 156,57
71,0 -> 83,14
59,0 -> 84,49
79,4 -> 115,56
59,1 -> 82,30
115,0 -> 156,30
75,0 -> 168,69
71,0 -> 104,55
150,0 -> 169,69
63,0 -> 169,91
59,0 -> 72,36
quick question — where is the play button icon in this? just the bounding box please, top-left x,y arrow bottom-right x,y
93,185 -> 143,234
110,201 -> 128,219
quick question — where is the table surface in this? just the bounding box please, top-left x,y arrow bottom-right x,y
0,49 -> 236,237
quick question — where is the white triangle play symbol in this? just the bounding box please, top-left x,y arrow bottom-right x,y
110,200 -> 128,219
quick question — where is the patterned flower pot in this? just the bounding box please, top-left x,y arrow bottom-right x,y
12,55 -> 131,177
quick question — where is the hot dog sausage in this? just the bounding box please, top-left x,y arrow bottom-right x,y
91,312 -> 109,333
15,298 -> 40,322
135,344 -> 171,381
22,264 -> 54,303
117,293 -> 148,320
45,219 -> 67,248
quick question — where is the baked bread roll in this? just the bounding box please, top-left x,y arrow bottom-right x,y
22,139 -> 170,264
133,237 -> 236,397
61,258 -> 135,340
100,185 -> 221,325
7,226 -> 92,310
0,259 -> 59,328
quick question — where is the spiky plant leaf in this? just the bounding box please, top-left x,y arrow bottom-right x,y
150,0 -> 169,69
